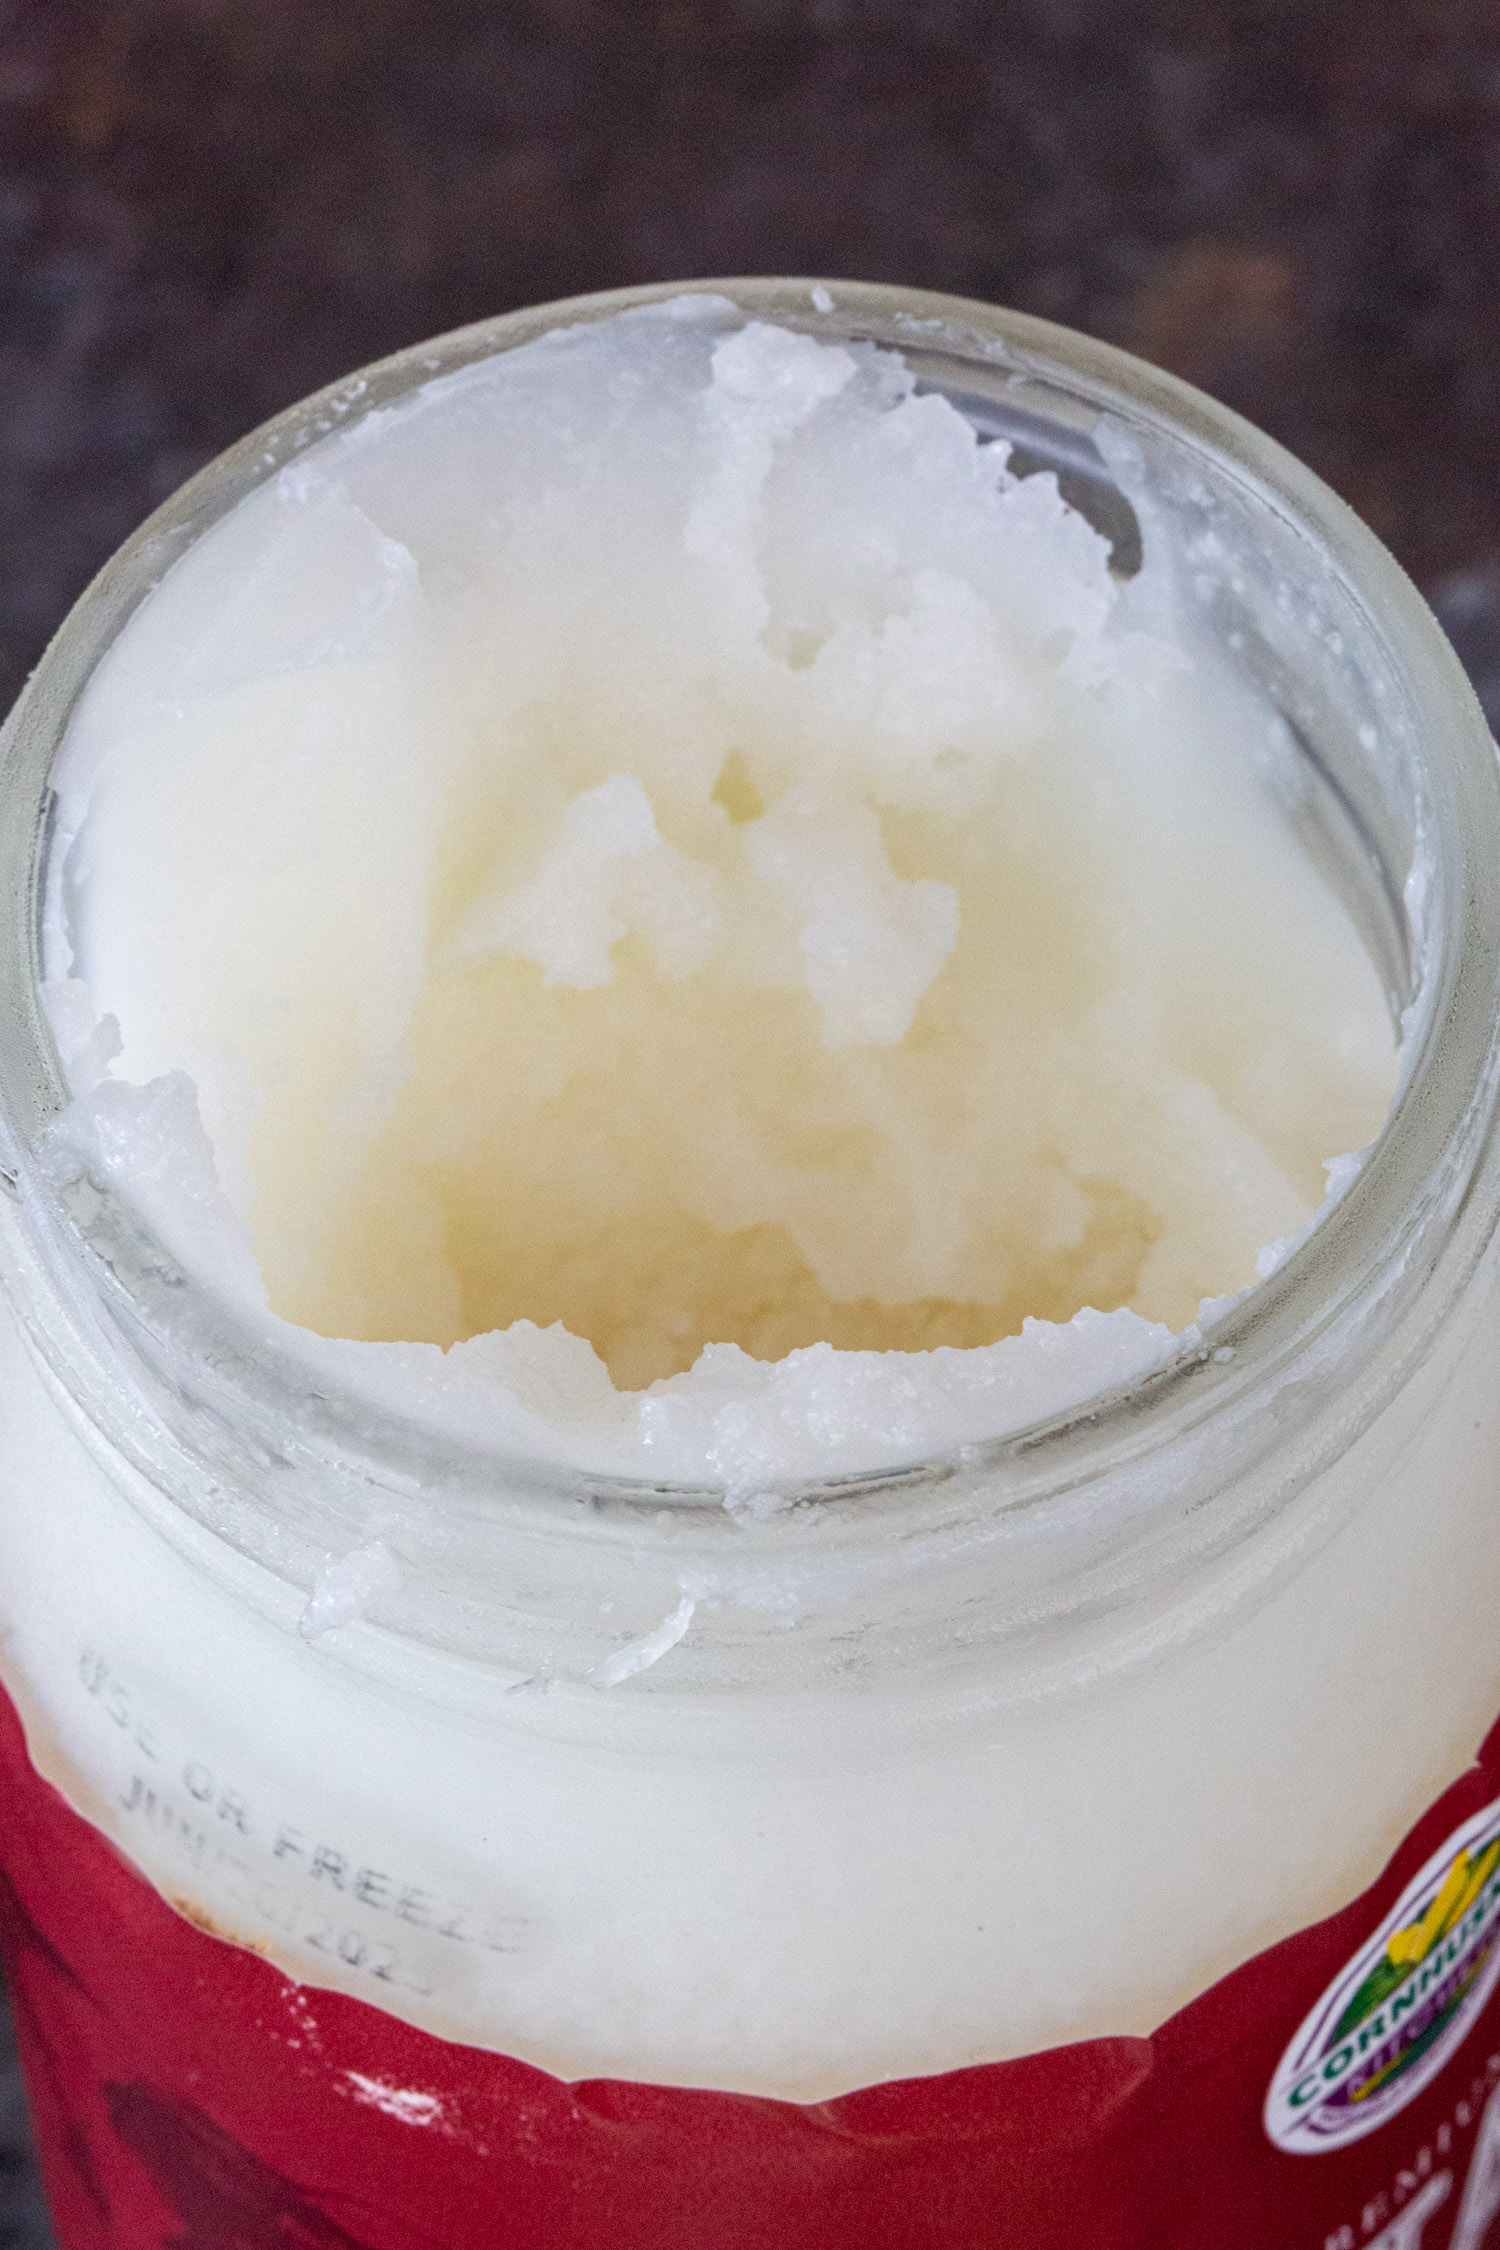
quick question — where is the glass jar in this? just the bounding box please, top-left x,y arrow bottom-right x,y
2,279 -> 1499,2250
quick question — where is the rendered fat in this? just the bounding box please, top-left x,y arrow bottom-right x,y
6,295 -> 1497,2107
42,297 -> 1396,1496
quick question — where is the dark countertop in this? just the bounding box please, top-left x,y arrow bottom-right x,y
4,4 -> 1500,2239
1,1991 -> 53,2250
4,0 -> 1500,716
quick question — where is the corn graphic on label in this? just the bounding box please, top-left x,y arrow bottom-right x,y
1267,1800 -> 1500,2153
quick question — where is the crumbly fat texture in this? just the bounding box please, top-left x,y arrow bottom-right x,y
43,297 -> 1398,1492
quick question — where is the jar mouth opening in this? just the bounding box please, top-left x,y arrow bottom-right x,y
0,277 -> 1497,1549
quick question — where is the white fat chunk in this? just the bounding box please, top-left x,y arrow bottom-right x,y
42,299 -> 1399,1489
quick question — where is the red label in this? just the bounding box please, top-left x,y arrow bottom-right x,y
6,1681 -> 1500,2250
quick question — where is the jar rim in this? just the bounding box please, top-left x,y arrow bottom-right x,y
2,276 -> 1498,1687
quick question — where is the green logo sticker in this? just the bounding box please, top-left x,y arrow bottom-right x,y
1267,1799 -> 1500,2154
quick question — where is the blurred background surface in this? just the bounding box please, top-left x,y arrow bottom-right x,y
5,0 -> 1500,717
5,2 -> 1500,2239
